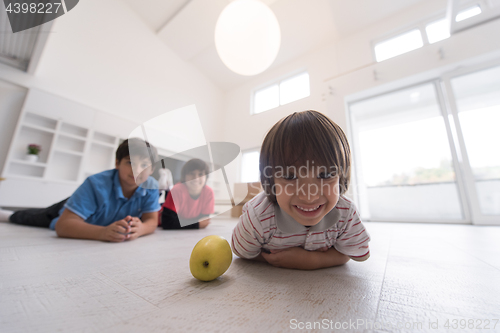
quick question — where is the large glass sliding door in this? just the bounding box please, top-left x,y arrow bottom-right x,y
349,82 -> 464,222
349,63 -> 500,224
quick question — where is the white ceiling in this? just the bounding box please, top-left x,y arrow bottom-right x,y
122,0 -> 429,91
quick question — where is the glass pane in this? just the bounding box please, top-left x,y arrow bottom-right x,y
241,151 -> 260,182
279,72 -> 310,105
451,65 -> 500,215
426,19 -> 450,44
374,29 -> 424,62
254,84 -> 279,114
350,83 -> 463,221
456,5 -> 482,22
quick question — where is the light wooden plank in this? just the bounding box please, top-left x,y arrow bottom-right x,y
1,219 -> 499,332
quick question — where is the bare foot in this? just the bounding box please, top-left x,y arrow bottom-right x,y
0,209 -> 14,222
199,219 -> 211,228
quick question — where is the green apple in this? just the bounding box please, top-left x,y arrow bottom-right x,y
190,235 -> 232,281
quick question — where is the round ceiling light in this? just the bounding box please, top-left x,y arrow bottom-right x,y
215,0 -> 281,76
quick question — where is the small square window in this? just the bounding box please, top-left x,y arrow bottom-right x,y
241,150 -> 260,182
456,5 -> 482,22
254,84 -> 279,114
424,6 -> 482,45
426,19 -> 450,44
252,71 -> 310,114
374,29 -> 424,62
280,72 -> 310,105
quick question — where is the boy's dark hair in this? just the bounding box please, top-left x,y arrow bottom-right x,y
259,110 -> 351,204
181,158 -> 210,183
115,138 -> 158,170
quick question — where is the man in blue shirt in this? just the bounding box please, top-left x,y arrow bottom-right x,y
2,138 -> 161,242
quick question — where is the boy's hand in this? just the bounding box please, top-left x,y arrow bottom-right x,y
261,247 -> 308,268
99,218 -> 131,242
126,216 -> 144,241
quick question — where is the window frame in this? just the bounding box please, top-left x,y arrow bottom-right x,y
372,28 -> 425,62
347,79 -> 469,224
251,70 -> 310,115
448,0 -> 498,34
345,57 -> 500,225
372,0 -> 495,62
240,147 -> 261,183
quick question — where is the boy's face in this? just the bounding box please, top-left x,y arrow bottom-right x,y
273,166 -> 340,227
115,156 -> 153,188
184,169 -> 206,195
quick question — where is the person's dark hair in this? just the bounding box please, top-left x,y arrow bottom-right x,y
181,158 -> 210,183
259,110 -> 351,204
115,138 -> 158,170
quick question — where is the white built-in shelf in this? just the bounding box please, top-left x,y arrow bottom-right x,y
91,140 -> 116,148
93,131 -> 116,145
0,89 -> 141,208
11,159 -> 47,167
15,126 -> 54,164
56,135 -> 86,153
4,111 -> 104,184
23,112 -> 57,130
85,142 -> 115,176
45,151 -> 82,182
21,123 -> 56,134
8,162 -> 45,178
60,122 -> 88,138
57,132 -> 87,141
54,149 -> 84,157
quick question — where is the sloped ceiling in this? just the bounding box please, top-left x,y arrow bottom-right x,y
122,0 -> 429,90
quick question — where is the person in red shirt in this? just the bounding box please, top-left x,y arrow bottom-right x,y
159,158 -> 214,229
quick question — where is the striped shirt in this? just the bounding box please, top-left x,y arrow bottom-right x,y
231,192 -> 370,262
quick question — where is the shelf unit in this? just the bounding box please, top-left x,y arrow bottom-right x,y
7,112 -> 123,184
0,89 -> 137,208
83,131 -> 119,179
4,113 -> 98,183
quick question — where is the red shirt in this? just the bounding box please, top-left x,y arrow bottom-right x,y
158,183 -> 214,225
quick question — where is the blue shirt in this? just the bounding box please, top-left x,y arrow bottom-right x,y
50,169 -> 161,230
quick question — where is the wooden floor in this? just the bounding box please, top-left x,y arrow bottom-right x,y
1,219 -> 499,333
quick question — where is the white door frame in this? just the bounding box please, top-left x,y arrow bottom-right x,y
441,58 -> 500,225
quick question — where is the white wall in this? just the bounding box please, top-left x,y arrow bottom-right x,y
0,0 -> 225,145
222,0 -> 500,149
220,0 -> 446,185
223,42 -> 338,152
0,80 -> 27,173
